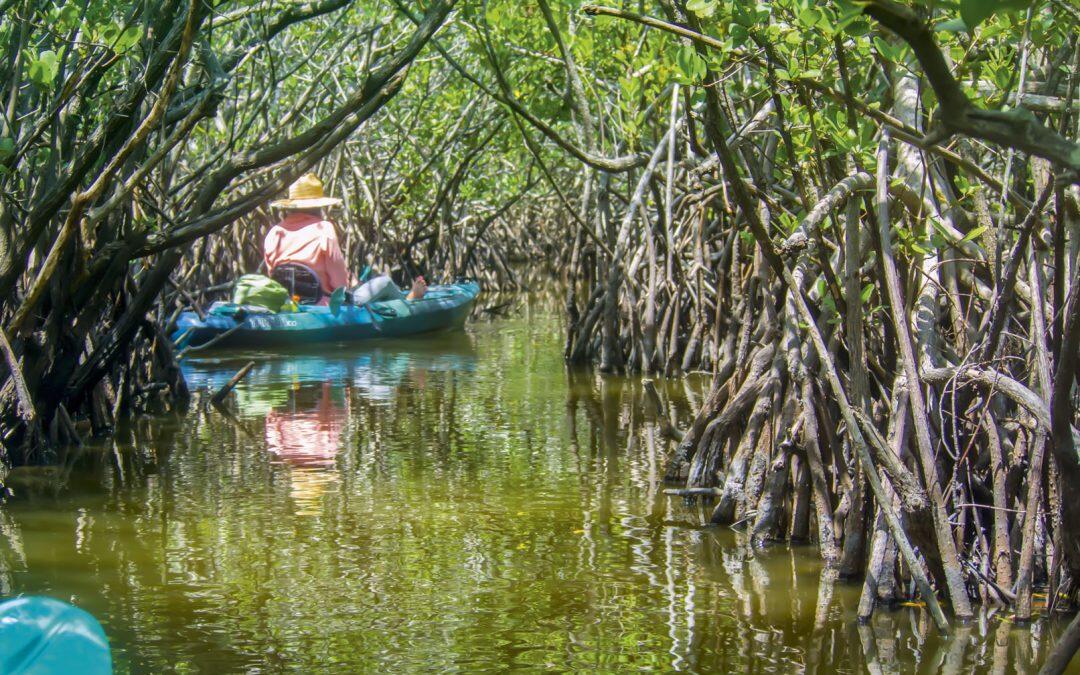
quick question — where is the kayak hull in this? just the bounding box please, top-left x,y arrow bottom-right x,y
172,281 -> 479,349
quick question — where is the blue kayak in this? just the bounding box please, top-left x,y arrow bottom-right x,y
0,596 -> 112,674
172,281 -> 479,349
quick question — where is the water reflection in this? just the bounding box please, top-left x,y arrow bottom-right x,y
262,384 -> 347,469
181,337 -> 479,516
0,301 -> 1068,672
259,383 -> 346,514
179,330 -> 478,396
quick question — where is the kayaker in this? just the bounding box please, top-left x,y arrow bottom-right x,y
267,173 -> 427,304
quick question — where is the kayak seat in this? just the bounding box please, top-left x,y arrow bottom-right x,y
272,263 -> 323,304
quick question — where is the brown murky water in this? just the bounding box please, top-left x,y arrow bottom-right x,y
0,295 -> 1066,672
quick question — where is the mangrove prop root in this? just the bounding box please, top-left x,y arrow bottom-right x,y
210,361 -> 255,405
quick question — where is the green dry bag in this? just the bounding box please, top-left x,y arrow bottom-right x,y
232,274 -> 289,312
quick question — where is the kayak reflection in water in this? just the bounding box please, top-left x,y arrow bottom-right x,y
225,352 -> 414,514
183,342 -> 479,512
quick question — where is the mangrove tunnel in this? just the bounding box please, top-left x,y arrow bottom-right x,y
0,0 -> 1079,670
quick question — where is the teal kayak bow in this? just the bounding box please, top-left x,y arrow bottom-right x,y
0,596 -> 112,674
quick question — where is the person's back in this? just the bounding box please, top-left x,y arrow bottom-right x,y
264,210 -> 352,298
265,174 -> 353,303
264,172 -> 426,304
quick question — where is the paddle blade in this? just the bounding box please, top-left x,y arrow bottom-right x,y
0,596 -> 112,675
329,287 -> 346,316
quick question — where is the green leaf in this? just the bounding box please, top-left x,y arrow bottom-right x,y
821,290 -> 837,314
114,26 -> 142,53
730,24 -> 749,48
959,0 -> 1032,31
674,45 -> 706,83
686,0 -> 718,18
860,283 -> 875,304
100,22 -> 119,45
834,0 -> 864,31
814,277 -> 827,299
574,31 -> 594,59
59,4 -> 80,28
873,36 -> 894,60
843,19 -> 872,36
798,7 -> 822,27
936,17 -> 970,32
960,225 -> 987,243
0,137 -> 13,161
27,50 -> 58,87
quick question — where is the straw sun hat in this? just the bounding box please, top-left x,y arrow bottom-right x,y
270,173 -> 343,209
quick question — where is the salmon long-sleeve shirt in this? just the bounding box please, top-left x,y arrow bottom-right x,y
263,212 -> 355,296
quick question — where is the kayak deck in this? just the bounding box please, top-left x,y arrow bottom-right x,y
173,281 -> 479,349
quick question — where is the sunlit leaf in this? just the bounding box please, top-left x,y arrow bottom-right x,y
799,7 -> 822,27
686,0 -> 718,18
961,225 -> 988,243
27,50 -> 58,87
860,283 -> 875,304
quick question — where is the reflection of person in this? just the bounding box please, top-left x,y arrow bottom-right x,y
264,382 -> 346,467
265,173 -> 426,305
262,382 -> 349,512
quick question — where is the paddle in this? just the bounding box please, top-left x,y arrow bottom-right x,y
328,287 -> 346,316
0,596 -> 112,674
330,267 -> 374,316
